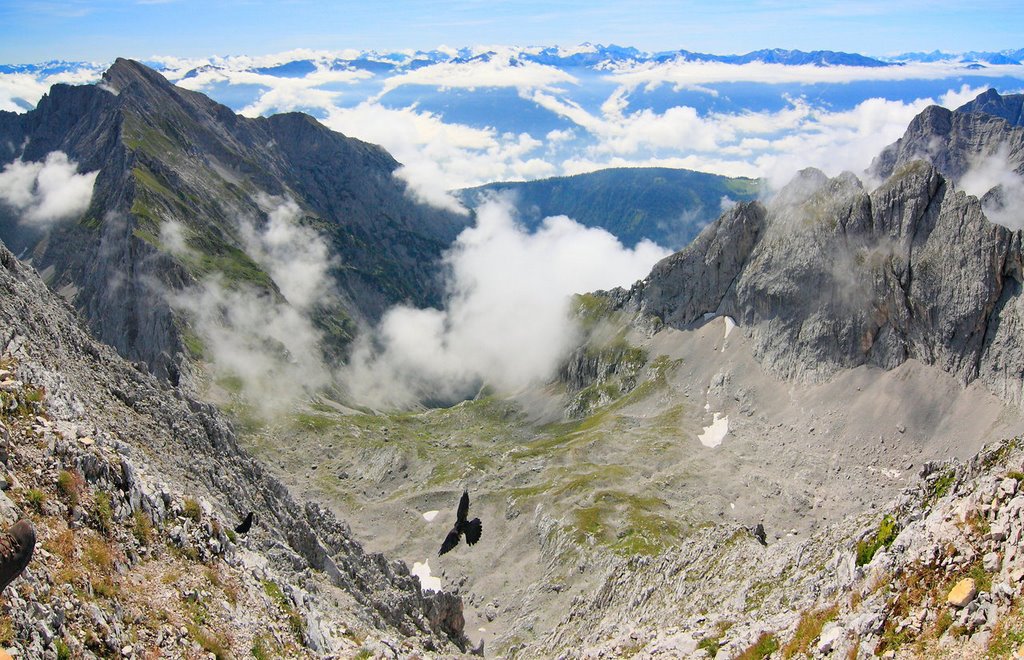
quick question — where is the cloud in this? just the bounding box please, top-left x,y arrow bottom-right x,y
322,102 -> 554,211
0,151 -> 98,226
374,50 -> 578,98
959,146 -> 1024,231
0,66 -> 103,112
173,65 -> 373,118
163,195 -> 334,409
604,59 -> 1024,91
341,196 -> 670,408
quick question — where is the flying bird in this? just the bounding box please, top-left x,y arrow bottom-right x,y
438,490 -> 482,556
234,511 -> 254,535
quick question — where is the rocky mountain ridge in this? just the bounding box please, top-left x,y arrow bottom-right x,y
0,58 -> 465,383
0,235 -> 469,657
608,92 -> 1024,408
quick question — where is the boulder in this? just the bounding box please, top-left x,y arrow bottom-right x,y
948,579 -> 978,608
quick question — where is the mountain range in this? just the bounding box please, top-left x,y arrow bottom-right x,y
4,55 -> 1024,658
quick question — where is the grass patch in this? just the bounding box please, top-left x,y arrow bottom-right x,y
292,412 -> 338,432
94,492 -> 113,535
737,633 -> 780,660
784,605 -> 839,657
57,469 -> 83,507
928,470 -> 956,505
855,514 -> 898,566
132,510 -> 155,546
183,498 -> 202,522
25,488 -> 46,513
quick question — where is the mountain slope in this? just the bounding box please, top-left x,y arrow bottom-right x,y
458,167 -> 761,249
0,58 -> 466,382
0,235 -> 468,656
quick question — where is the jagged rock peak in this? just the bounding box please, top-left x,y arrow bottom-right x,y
101,57 -> 176,94
957,88 -> 1024,127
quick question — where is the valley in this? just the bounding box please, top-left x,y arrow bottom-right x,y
2,50 -> 1024,659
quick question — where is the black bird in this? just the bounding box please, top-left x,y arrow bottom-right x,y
234,511 -> 254,535
438,490 -> 482,556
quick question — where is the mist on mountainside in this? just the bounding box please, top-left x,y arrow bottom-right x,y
341,196 -> 670,408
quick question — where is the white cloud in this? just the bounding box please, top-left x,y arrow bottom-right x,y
0,151 -> 98,227
605,59 -> 1024,90
173,66 -> 373,117
959,146 -> 1024,231
322,102 -> 554,211
341,196 -> 670,407
375,53 -> 578,99
164,195 -> 335,409
0,66 -> 103,113
241,194 -> 335,310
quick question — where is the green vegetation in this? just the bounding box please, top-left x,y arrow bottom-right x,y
56,470 -> 81,507
55,639 -> 71,660
262,580 -> 304,641
855,515 -> 898,566
182,498 -> 202,522
25,488 -> 46,513
783,605 -> 839,658
132,510 -> 155,546
927,470 -> 956,504
94,492 -> 113,535
737,633 -> 780,660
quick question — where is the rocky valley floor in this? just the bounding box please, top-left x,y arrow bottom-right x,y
235,304 -> 1024,657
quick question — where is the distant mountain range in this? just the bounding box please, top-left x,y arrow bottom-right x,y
6,45 -> 1024,75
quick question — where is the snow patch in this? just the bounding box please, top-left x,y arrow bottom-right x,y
422,510 -> 440,522
412,559 -> 442,592
698,413 -> 729,448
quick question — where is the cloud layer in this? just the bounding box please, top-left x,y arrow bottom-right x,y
342,196 -> 669,408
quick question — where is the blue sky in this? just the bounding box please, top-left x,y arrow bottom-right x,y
0,0 -> 1022,63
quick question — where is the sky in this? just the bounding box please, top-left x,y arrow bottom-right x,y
1,0 -> 1023,63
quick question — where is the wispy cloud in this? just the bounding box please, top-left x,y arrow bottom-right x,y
0,151 -> 98,227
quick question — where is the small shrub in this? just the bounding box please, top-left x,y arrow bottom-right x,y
856,515 -> 898,566
0,614 -> 12,644
697,636 -> 720,657
132,510 -> 154,546
57,470 -> 82,506
183,498 -> 202,522
54,639 -> 71,660
25,488 -> 46,513
93,492 -> 113,535
783,604 -> 838,657
353,650 -> 372,660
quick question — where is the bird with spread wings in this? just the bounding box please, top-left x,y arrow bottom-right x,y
438,490 -> 482,556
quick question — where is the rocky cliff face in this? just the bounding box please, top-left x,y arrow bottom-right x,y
0,236 -> 468,656
869,91 -> 1024,184
958,88 -> 1024,127
0,59 -> 465,382
612,151 -> 1024,405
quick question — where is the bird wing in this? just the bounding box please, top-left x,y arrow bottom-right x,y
457,490 -> 470,524
464,518 -> 482,546
438,528 -> 460,556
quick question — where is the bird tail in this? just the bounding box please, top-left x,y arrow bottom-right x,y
465,518 -> 482,545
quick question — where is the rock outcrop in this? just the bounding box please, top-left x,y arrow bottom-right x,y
0,237 -> 468,656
